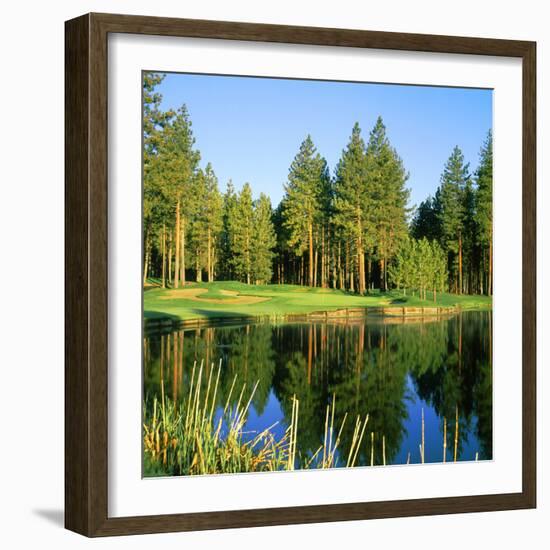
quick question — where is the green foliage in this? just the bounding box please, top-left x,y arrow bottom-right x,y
475,131 -> 493,247
142,74 -> 491,297
388,237 -> 447,300
439,146 -> 470,254
282,136 -> 328,252
411,193 -> 442,241
231,183 -> 255,284
252,194 -> 277,284
187,164 -> 223,279
413,138 -> 493,296
144,311 -> 493,473
333,123 -> 370,240
366,117 -> 410,279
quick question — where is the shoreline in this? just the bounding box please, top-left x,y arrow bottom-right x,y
143,304 -> 491,331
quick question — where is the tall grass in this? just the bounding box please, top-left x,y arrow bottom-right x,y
143,361 -> 475,476
144,360 -> 292,475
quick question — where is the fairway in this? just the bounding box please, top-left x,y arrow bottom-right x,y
144,280 -> 492,321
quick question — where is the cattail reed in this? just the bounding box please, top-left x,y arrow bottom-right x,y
370,432 -> 374,466
421,407 -> 425,464
443,416 -> 447,463
143,358 -> 477,476
454,405 -> 459,462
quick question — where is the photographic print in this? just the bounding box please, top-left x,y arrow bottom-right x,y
142,72 -> 493,478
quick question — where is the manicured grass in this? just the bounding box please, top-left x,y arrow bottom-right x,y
143,280 -> 492,322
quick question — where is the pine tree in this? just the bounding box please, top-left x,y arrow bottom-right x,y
143,73 -> 173,286
282,136 -> 327,287
232,183 -> 255,284
333,123 -> 372,294
431,240 -> 447,302
252,194 -> 277,284
474,131 -> 493,295
366,117 -> 410,291
159,105 -> 200,287
202,164 -> 223,282
438,146 -> 470,294
411,194 -> 442,242
462,178 -> 477,294
219,180 -> 238,280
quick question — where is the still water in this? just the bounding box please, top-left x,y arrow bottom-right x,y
143,311 -> 492,467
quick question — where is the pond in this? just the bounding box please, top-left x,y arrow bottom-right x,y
143,311 -> 492,469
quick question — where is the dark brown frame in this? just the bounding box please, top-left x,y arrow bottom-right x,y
65,12 -> 536,537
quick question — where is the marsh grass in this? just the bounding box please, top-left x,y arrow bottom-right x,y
143,360 -> 474,476
143,360 -> 293,476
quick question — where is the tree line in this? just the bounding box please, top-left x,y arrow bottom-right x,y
144,73 -> 492,296
411,136 -> 493,295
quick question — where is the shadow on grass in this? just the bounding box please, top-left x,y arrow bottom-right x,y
187,309 -> 256,322
143,310 -> 182,321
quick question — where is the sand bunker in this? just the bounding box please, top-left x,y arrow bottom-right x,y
160,288 -> 269,305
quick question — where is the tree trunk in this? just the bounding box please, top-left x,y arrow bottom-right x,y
487,235 -> 493,296
458,233 -> 463,295
321,228 -> 325,288
207,228 -> 212,283
161,223 -> 166,288
180,218 -> 186,285
349,251 -> 355,293
174,199 -> 181,288
308,222 -> 314,287
337,243 -> 344,290
143,229 -> 150,286
195,254 -> 202,282
379,258 -> 385,292
168,231 -> 172,285
313,249 -> 318,287
357,220 -> 365,294
246,231 -> 251,284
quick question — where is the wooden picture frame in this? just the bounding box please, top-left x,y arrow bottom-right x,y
65,12 -> 536,537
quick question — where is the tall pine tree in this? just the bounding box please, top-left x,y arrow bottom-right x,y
252,194 -> 277,284
474,131 -> 493,295
333,123 -> 372,294
282,136 -> 328,287
366,117 -> 410,291
232,183 -> 255,284
438,146 -> 470,293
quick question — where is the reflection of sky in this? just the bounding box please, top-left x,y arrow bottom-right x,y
214,373 -> 483,467
244,389 -> 288,443
395,375 -> 481,465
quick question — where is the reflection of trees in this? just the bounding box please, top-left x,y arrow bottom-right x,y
272,323 -> 409,466
143,323 -> 276,417
410,311 -> 493,459
144,311 -> 493,466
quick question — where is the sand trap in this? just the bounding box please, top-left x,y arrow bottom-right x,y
160,288 -> 269,305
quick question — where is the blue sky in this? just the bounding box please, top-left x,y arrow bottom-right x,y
154,72 -> 492,210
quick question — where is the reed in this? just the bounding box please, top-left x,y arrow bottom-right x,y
443,416 -> 447,463
143,359 -> 474,476
421,408 -> 425,464
143,363 -> 292,476
454,405 -> 459,462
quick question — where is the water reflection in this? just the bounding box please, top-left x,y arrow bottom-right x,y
143,311 -> 492,466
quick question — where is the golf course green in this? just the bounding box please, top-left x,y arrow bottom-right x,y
143,280 -> 492,322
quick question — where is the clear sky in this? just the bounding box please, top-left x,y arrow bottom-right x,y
155,72 -> 492,210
